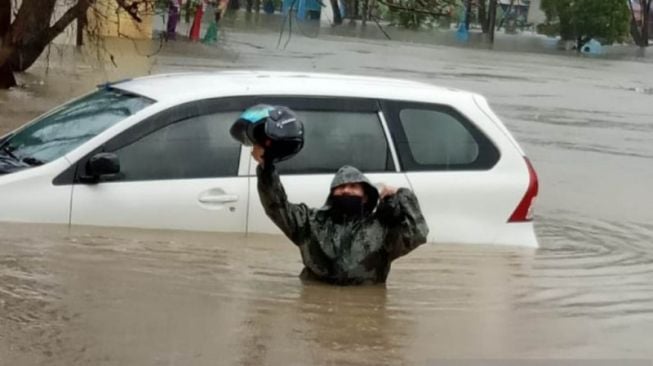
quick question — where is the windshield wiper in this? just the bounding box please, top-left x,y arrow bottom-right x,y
1,144 -> 19,161
21,156 -> 45,166
0,134 -> 16,158
0,135 -> 45,166
0,140 -> 44,166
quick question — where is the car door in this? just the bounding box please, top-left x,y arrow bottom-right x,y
245,97 -> 411,235
68,99 -> 250,233
382,100 -> 506,245
0,158 -> 73,225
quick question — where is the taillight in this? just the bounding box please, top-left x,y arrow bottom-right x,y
509,157 -> 539,222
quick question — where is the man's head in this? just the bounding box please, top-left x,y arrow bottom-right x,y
327,166 -> 379,216
332,182 -> 368,203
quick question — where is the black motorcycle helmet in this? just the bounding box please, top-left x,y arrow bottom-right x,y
230,104 -> 305,163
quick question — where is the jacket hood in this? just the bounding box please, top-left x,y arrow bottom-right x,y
324,165 -> 379,213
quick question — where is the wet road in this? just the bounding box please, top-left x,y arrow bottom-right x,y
1,15 -> 653,365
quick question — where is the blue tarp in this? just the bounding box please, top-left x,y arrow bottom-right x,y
282,0 -> 321,20
581,39 -> 603,55
456,6 -> 469,42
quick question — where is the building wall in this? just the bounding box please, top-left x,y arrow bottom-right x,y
527,0 -> 546,24
17,0 -> 153,46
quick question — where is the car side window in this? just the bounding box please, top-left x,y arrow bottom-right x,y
113,111 -> 241,181
400,109 -> 479,165
274,111 -> 395,174
385,102 -> 499,171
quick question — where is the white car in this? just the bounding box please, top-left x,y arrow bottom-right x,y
0,71 -> 538,247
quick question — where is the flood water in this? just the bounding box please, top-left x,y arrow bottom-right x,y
2,221 -> 652,365
1,12 -> 653,365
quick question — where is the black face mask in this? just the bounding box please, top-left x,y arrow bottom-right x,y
331,195 -> 364,216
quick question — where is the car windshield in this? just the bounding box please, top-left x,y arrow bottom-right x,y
0,87 -> 154,165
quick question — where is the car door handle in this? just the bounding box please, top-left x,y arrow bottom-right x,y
198,194 -> 239,204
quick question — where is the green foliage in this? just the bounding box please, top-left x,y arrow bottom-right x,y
540,0 -> 630,44
383,0 -> 457,29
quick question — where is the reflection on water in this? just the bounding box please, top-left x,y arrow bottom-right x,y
1,220 -> 652,365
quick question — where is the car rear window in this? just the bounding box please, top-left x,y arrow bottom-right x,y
386,102 -> 499,171
275,110 -> 395,174
400,109 -> 480,165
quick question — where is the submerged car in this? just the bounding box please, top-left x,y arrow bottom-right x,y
0,71 -> 539,247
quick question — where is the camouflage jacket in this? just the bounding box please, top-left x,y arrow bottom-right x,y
257,164 -> 429,285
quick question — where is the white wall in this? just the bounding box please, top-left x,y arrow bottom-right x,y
527,0 -> 546,24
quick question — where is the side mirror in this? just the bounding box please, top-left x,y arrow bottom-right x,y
81,152 -> 120,183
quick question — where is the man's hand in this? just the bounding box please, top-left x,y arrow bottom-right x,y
252,145 -> 265,166
378,184 -> 399,200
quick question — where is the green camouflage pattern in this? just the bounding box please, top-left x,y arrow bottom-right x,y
257,164 -> 429,285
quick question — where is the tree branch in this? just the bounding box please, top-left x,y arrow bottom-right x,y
41,0 -> 92,46
115,0 -> 145,23
50,1 -> 92,38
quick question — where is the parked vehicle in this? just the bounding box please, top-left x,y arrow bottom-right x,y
0,71 -> 539,247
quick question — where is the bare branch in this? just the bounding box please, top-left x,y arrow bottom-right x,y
114,0 -> 156,23
46,0 -> 93,42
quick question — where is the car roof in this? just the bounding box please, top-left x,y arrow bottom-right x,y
112,70 -> 476,104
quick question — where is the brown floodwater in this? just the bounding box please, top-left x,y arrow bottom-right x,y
1,15 -> 653,365
1,221 -> 652,365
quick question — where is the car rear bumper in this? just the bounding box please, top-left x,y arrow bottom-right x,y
493,222 -> 538,248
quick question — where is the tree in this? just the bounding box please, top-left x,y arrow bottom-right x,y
476,0 -> 498,40
0,0 -> 152,89
0,0 -> 12,87
330,0 -> 343,24
629,0 -> 651,47
486,0 -> 497,42
541,0 -> 630,50
379,0 -> 456,29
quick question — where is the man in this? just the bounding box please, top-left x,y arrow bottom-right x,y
253,145 -> 429,286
